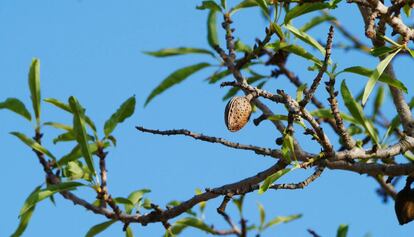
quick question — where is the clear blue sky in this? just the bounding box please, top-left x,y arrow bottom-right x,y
1,1 -> 414,236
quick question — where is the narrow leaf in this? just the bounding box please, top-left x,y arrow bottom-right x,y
20,182 -> 83,216
68,96 -> 96,178
258,203 -> 266,229
10,132 -> 56,160
0,98 -> 31,121
284,3 -> 332,24
104,96 -> 136,137
145,63 -> 210,106
85,220 -> 117,237
144,47 -> 214,57
340,81 -> 378,144
28,58 -> 41,126
170,217 -> 215,235
196,1 -> 222,12
126,189 -> 151,214
207,10 -> 219,48
11,186 -> 41,237
259,168 -> 292,194
301,15 -> 336,32
340,66 -> 407,93
362,48 -> 401,105
264,214 -> 302,228
336,224 -> 349,237
285,24 -> 325,56
125,226 -> 134,237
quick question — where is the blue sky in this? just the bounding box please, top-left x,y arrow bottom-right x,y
1,1 -> 414,236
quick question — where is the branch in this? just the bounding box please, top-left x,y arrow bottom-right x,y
136,126 -> 283,159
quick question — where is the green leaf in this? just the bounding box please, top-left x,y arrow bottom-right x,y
63,161 -> 91,181
220,0 -> 226,9
284,3 -> 334,24
370,46 -> 394,57
196,1 -> 222,12
404,4 -> 411,17
44,97 -> 97,132
264,214 -> 302,229
235,39 -> 253,53
340,66 -> 407,93
44,98 -> 71,112
68,96 -> 96,178
125,189 -> 151,214
382,115 -> 400,143
254,0 -> 269,19
208,69 -> 231,84
43,122 -> 72,132
28,58 -> 41,126
259,168 -> 292,194
11,186 -> 41,237
231,0 -> 257,14
85,220 -> 117,237
336,224 -> 349,237
52,132 -> 76,144
125,226 -> 134,237
144,47 -> 215,57
232,195 -> 245,215
275,43 -> 322,66
195,188 -> 206,213
362,48 -> 401,105
207,10 -> 219,48
10,132 -> 56,160
170,217 -> 215,235
20,182 -> 83,216
114,197 -> 134,206
340,81 -> 378,144
104,96 -> 136,137
285,24 -> 325,56
0,98 -> 31,121
300,15 -> 336,32
145,63 -> 210,106
296,83 -> 307,101
58,142 -> 107,166
258,203 -> 266,230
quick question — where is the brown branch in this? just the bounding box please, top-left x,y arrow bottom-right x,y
326,75 -> 356,149
374,175 -> 397,200
269,166 -> 325,190
300,25 -> 334,108
136,126 -> 283,159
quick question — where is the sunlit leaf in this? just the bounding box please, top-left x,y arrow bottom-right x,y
125,226 -> 134,237
20,182 -> 83,216
336,224 -> 349,237
207,10 -> 219,48
340,66 -> 407,93
301,15 -> 336,32
264,214 -> 302,228
11,186 -> 41,237
259,168 -> 292,194
58,142 -> 107,166
104,96 -> 136,137
196,1 -> 222,12
284,2 -> 337,24
85,220 -> 117,237
169,217 -> 215,235
0,98 -> 31,121
144,47 -> 215,57
125,189 -> 151,214
10,132 -> 56,160
340,81 -> 378,144
145,63 -> 210,106
258,203 -> 266,230
28,58 -> 41,127
362,48 -> 401,105
68,96 -> 96,178
285,24 -> 325,55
